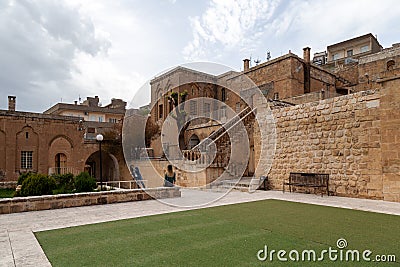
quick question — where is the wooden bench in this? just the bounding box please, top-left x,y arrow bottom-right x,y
283,172 -> 329,196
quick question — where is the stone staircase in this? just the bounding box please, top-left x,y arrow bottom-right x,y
209,177 -> 262,192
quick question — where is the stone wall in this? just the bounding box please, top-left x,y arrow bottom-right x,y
264,87 -> 399,201
0,111 -> 129,182
0,187 -> 181,214
379,78 -> 400,202
0,182 -> 17,189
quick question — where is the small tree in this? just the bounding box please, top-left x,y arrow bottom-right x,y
52,173 -> 75,193
74,172 -> 97,193
168,90 -> 189,150
20,173 -> 56,196
17,172 -> 32,185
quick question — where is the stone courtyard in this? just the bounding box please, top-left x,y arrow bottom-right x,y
1,189 -> 400,267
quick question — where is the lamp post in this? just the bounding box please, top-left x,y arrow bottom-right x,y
96,134 -> 104,191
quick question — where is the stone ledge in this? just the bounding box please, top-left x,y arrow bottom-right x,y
0,181 -> 17,189
0,187 -> 181,214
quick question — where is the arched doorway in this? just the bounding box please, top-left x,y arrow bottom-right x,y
84,151 -> 119,182
188,134 -> 200,149
55,153 -> 67,174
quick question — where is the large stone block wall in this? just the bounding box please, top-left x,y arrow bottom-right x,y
264,88 -> 400,201
379,78 -> 400,202
0,187 -> 181,214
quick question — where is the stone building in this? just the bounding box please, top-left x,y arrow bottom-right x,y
326,33 -> 382,66
0,96 -> 130,184
148,46 -> 351,161
143,34 -> 400,202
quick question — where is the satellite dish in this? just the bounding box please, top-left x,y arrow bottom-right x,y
266,51 -> 271,61
254,58 -> 261,65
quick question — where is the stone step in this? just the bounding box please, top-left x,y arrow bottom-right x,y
209,177 -> 261,192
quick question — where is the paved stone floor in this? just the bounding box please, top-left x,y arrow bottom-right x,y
1,189 -> 400,267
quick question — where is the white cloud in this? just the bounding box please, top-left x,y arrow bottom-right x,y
183,0 -> 400,68
1,0 -> 400,111
70,52 -> 145,107
0,0 -> 113,111
183,0 -> 280,61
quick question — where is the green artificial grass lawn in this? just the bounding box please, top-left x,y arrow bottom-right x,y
0,188 -> 15,198
35,199 -> 400,266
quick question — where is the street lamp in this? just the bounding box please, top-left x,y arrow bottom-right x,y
96,133 -> 104,191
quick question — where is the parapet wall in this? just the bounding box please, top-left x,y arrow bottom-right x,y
267,84 -> 400,202
0,187 -> 181,214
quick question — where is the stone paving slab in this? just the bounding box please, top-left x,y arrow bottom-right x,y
0,189 -> 399,266
0,230 -> 14,267
8,230 -> 51,267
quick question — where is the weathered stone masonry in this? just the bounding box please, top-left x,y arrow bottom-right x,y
263,83 -> 399,202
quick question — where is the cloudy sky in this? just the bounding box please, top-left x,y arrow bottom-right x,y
1,0 -> 399,112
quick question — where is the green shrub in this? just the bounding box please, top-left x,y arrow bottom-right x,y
17,172 -> 32,185
20,173 -> 56,197
74,172 -> 97,193
0,188 -> 15,198
52,173 -> 75,194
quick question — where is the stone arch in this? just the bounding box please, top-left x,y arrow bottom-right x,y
49,134 -> 74,148
188,134 -> 200,149
387,60 -> 395,71
84,151 -> 120,182
48,136 -> 73,174
108,153 -> 120,181
16,126 -> 39,172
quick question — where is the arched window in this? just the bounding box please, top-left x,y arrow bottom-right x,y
188,134 -> 200,149
387,60 -> 395,71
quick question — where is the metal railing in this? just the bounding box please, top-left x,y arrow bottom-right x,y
97,180 -> 148,189
48,167 -> 80,176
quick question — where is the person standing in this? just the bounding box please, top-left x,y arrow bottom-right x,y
130,165 -> 145,189
134,167 -> 145,188
164,164 -> 176,187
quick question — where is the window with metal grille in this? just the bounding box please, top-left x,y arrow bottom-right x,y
235,102 -> 240,113
190,100 -> 197,116
21,151 -> 33,169
221,88 -> 226,102
220,106 -> 227,118
204,102 -> 210,117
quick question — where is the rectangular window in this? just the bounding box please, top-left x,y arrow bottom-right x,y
332,53 -> 340,60
109,118 -> 117,123
87,127 -> 96,133
98,116 -> 103,122
274,92 -> 279,100
190,100 -> 197,116
347,50 -> 353,57
235,102 -> 240,113
221,89 -> 226,102
360,45 -> 369,53
158,104 -> 163,119
220,106 -> 227,118
21,151 -> 33,169
204,103 -> 211,117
